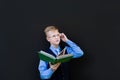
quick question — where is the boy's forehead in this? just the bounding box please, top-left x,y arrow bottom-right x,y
46,30 -> 59,36
48,30 -> 59,33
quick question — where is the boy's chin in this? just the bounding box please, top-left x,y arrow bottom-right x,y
55,42 -> 60,45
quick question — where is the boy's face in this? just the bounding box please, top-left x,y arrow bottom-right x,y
46,30 -> 61,46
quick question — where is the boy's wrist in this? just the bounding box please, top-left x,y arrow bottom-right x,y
50,67 -> 55,72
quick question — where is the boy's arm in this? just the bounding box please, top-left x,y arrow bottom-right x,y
66,39 -> 84,58
38,60 -> 61,79
38,60 -> 54,79
60,33 -> 84,58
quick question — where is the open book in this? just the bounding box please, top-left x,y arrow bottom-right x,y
38,48 -> 73,64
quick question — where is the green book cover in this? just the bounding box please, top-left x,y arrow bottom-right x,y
38,49 -> 73,64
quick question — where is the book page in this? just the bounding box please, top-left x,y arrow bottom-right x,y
58,47 -> 66,56
57,54 -> 73,59
56,54 -> 73,63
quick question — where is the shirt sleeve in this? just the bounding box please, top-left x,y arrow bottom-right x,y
38,60 -> 54,79
65,39 -> 84,58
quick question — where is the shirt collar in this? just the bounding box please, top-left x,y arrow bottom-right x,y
50,45 -> 61,55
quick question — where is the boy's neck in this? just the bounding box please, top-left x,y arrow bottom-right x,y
51,44 -> 59,48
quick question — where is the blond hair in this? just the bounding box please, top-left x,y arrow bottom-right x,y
44,26 -> 59,35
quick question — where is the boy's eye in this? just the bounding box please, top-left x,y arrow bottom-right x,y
52,34 -> 60,38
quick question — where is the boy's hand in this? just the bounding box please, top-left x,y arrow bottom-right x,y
49,62 -> 61,71
60,33 -> 68,42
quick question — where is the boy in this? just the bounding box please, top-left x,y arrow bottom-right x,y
38,26 -> 84,80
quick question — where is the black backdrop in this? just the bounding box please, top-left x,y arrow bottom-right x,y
0,0 -> 120,80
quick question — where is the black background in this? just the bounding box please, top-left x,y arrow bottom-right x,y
0,0 -> 120,80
